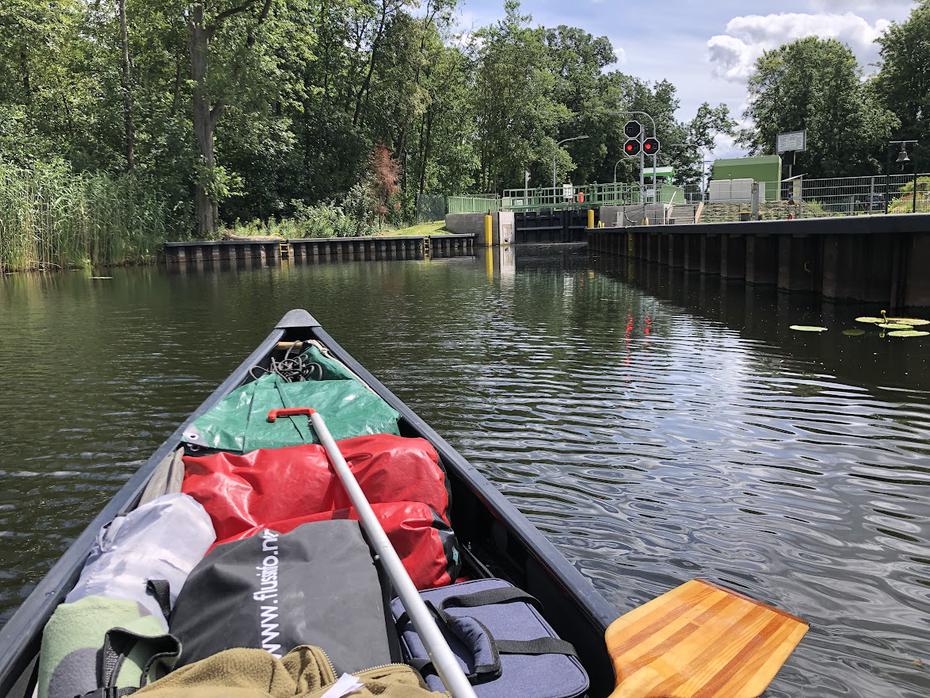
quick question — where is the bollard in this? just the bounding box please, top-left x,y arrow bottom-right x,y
587,208 -> 595,229
484,213 -> 493,247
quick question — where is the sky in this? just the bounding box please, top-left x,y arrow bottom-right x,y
454,0 -> 918,156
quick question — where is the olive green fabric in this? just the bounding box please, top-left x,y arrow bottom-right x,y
300,345 -> 358,381
38,596 -> 179,698
182,374 -> 400,453
135,645 -> 447,698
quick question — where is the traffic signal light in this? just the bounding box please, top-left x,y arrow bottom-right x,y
624,139 -> 640,156
643,137 -> 660,155
623,120 -> 642,139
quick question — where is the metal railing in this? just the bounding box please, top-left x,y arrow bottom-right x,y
501,182 -> 645,211
415,193 -> 447,222
448,173 -> 930,222
699,174 -> 930,222
789,173 -> 929,217
446,194 -> 500,214
499,182 -> 709,212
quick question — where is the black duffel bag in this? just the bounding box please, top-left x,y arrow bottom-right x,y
170,520 -> 398,673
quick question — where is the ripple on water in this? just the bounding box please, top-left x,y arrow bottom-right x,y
2,260 -> 930,696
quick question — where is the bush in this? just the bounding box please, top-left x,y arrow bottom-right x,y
888,176 -> 930,214
229,181 -> 382,239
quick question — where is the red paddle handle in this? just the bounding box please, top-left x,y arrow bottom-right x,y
266,407 -> 316,422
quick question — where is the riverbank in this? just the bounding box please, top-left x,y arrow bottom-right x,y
163,231 -> 475,268
0,211 -> 450,276
0,163 -> 168,274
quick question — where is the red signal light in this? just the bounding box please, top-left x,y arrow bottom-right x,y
624,139 -> 641,156
643,137 -> 660,155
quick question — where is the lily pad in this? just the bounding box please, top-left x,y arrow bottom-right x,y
877,323 -> 912,330
888,330 -> 930,338
886,317 -> 930,326
855,316 -> 884,324
842,328 -> 866,336
790,325 -> 828,332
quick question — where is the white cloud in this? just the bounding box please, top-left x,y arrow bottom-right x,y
707,12 -> 891,83
610,44 -> 627,67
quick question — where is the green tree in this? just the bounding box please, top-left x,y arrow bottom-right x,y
670,102 -> 735,185
874,0 -> 930,167
740,37 -> 898,178
472,1 -> 568,191
543,25 -> 614,185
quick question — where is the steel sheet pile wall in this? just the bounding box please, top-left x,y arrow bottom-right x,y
164,235 -> 476,269
588,216 -> 930,307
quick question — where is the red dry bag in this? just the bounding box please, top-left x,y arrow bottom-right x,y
182,434 -> 458,588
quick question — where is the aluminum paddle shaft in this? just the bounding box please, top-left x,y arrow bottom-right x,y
308,410 -> 477,698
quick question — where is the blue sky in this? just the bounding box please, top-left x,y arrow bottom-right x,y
454,0 -> 917,154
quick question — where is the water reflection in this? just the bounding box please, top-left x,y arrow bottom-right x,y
1,253 -> 929,696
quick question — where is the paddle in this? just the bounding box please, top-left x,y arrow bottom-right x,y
604,579 -> 808,697
270,407 -> 477,698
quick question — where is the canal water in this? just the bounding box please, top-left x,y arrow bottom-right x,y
1,248 -> 928,697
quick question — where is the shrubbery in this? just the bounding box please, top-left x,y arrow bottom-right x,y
889,177 -> 930,214
227,153 -> 402,239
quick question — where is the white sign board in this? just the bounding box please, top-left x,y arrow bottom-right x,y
709,178 -> 754,203
562,183 -> 574,200
777,130 -> 806,153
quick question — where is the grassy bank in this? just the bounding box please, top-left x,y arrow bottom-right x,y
0,161 -> 452,275
227,217 -> 449,239
376,221 -> 447,236
0,162 -> 169,273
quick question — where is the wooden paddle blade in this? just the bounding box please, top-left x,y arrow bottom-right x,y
606,579 -> 808,698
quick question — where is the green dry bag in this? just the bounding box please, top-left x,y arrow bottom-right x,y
182,374 -> 400,453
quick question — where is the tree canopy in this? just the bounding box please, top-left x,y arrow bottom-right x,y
740,37 -> 898,178
874,0 -> 930,167
0,0 -> 925,237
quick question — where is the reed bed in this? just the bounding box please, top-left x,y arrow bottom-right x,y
0,163 -> 168,273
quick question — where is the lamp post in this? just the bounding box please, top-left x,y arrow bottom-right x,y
885,139 -> 918,214
613,158 -> 623,184
552,135 -> 589,194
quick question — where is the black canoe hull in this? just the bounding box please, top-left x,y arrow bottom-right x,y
0,309 -> 620,697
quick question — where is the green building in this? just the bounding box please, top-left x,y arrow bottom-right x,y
645,166 -> 686,203
711,155 -> 782,201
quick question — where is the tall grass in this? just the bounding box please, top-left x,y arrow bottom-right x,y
0,161 -> 168,273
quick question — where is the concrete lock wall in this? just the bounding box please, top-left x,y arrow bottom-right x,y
445,212 -> 496,236
599,204 -> 668,227
599,206 -> 623,228
445,211 -> 514,245
496,212 -> 515,246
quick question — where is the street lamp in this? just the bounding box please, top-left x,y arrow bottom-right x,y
885,139 -> 918,213
896,143 -> 911,166
552,135 -> 589,192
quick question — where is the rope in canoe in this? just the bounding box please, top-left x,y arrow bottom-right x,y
249,342 -> 324,382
